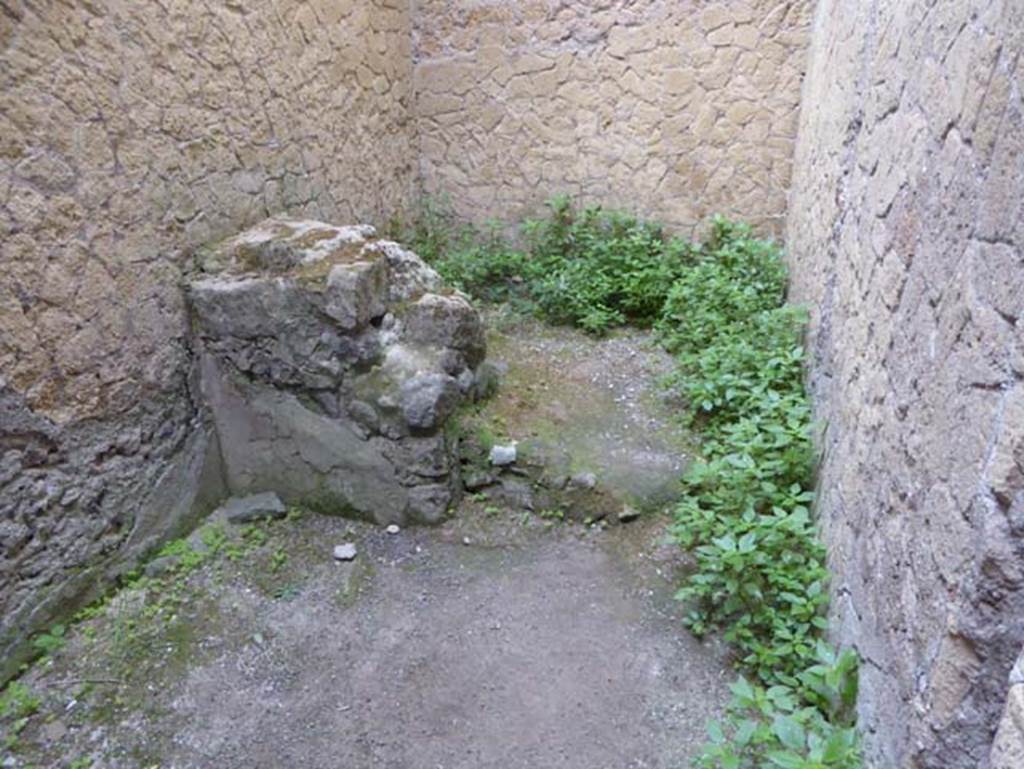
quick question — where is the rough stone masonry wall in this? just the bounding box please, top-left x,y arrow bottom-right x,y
413,0 -> 812,238
0,0 -> 415,678
786,1 -> 1024,767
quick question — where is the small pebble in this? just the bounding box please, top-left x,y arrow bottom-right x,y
618,506 -> 641,523
489,444 -> 517,466
462,536 -> 472,546
333,543 -> 358,561
386,524 -> 400,535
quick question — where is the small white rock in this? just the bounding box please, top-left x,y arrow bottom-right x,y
489,444 -> 517,466
333,543 -> 358,561
386,524 -> 400,535
462,536 -> 471,546
618,505 -> 641,523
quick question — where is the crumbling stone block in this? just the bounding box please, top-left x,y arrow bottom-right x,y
189,218 -> 490,526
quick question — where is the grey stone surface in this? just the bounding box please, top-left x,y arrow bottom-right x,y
463,469 -> 496,492
618,506 -> 640,523
400,374 -> 461,431
569,472 -> 597,490
0,380 -> 225,682
489,445 -> 517,466
992,646 -> 1024,768
190,218 -> 486,527
492,479 -> 535,512
217,493 -> 287,525
400,293 -> 487,367
787,2 -> 1024,766
405,483 -> 457,524
470,361 -> 502,401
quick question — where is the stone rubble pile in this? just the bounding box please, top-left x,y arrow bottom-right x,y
188,218 -> 495,526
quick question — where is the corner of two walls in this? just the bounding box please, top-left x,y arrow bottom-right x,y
787,1 -> 1024,767
0,0 -> 416,679
0,0 -> 821,679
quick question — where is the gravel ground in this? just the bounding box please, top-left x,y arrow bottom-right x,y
482,310 -> 693,507
3,320 -> 731,769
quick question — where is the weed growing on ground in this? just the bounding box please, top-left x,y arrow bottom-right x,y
656,219 -> 859,767
393,195 -> 696,334
0,514 -> 307,763
30,624 -> 67,658
399,197 -> 861,768
0,680 -> 41,751
387,196 -> 526,304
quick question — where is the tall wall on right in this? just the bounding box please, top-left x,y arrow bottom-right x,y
786,1 -> 1024,767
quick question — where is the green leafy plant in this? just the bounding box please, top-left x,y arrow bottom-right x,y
0,682 -> 40,720
698,646 -> 860,769
1,681 -> 40,751
389,196 -> 526,304
270,548 -> 288,572
537,508 -> 566,522
31,624 -> 67,657
519,195 -> 695,332
648,216 -> 860,766
396,195 -> 695,334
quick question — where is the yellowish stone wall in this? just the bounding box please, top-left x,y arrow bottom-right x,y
413,0 -> 812,237
1,0 -> 414,426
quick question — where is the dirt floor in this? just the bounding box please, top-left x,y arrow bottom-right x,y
1,318 -> 731,769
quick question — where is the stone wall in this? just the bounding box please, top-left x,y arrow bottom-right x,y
413,0 -> 812,238
786,1 -> 1024,766
0,0 -> 415,678
991,649 -> 1024,769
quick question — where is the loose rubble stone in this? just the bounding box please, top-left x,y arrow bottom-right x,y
189,218 -> 488,527
144,555 -> 181,578
333,543 -> 358,562
569,472 -> 597,490
462,469 -> 496,492
492,479 -> 535,511
470,361 -> 502,401
405,483 -> 455,524
400,374 -> 461,431
489,444 -> 517,466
